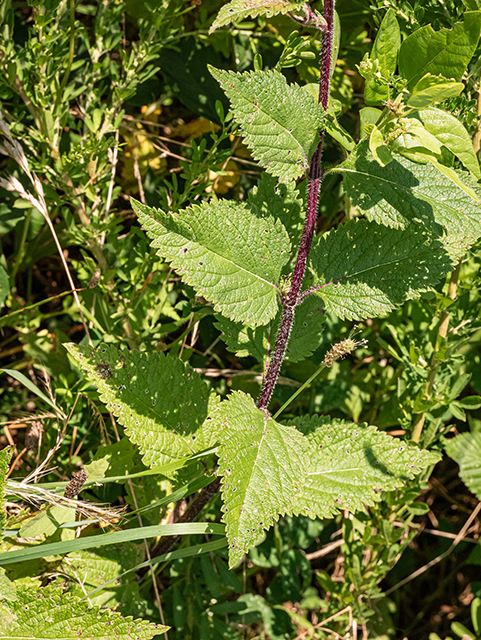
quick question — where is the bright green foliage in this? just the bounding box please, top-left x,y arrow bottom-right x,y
446,433 -> 481,501
84,438 -> 137,481
292,416 -> 440,518
213,393 -> 439,567
338,142 -> 481,245
132,198 -> 290,327
407,75 -> 465,110
214,392 -> 312,567
0,570 -> 16,603
65,344 -> 219,470
0,583 -> 168,639
215,295 -> 325,363
364,9 -> 400,104
399,11 -> 481,91
411,108 -> 481,179
0,448 -> 11,544
209,67 -> 326,181
210,0 -> 304,32
19,505 -> 76,539
308,219 -> 455,320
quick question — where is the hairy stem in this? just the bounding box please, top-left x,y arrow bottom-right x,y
256,0 -> 335,411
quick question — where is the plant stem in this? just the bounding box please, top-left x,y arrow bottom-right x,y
411,262 -> 461,443
257,0 -> 335,412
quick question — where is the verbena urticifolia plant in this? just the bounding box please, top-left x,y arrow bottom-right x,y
67,0 -> 481,570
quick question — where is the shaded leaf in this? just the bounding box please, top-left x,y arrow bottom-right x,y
338,141 -> 481,250
292,416 -> 441,518
210,67 -> 326,181
308,218 -> 456,320
446,432 -> 481,500
215,295 -> 325,363
65,343 -> 219,469
133,198 -> 290,327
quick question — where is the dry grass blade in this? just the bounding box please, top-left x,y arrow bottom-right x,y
0,110 -> 91,344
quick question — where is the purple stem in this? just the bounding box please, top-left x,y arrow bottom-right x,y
256,0 -> 335,411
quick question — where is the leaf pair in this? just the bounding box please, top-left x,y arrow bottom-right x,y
210,391 -> 440,567
66,344 -> 440,568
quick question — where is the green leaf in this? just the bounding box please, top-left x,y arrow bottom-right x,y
407,74 -> 465,109
372,9 -> 400,77
0,584 -> 167,639
399,11 -> 481,91
446,432 -> 481,500
19,504 -> 76,538
291,416 -> 440,518
83,437 -> 136,481
369,125 -> 393,166
0,447 -> 11,544
364,8 -> 400,104
325,115 -> 355,151
360,107 -> 382,138
456,396 -> 481,409
209,67 -> 326,181
65,343 -> 219,469
308,218 -> 456,321
213,392 -> 312,567
132,198 -> 290,327
0,522 -> 224,566
338,141 -> 481,249
412,107 -> 481,179
247,174 -> 303,269
0,570 -> 16,603
210,0 -> 304,32
215,295 -> 325,363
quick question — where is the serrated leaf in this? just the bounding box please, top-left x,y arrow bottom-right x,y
291,416 -> 440,518
210,0 -> 304,32
133,198 -> 290,327
0,448 -> 11,544
308,218 -> 456,321
407,74 -> 465,109
412,107 -> 481,179
215,295 -> 325,363
0,584 -> 167,639
65,343 -> 219,469
247,174 -> 304,269
399,11 -> 481,91
213,392 -> 312,566
337,141 -> 481,249
209,67 -> 326,181
446,432 -> 481,500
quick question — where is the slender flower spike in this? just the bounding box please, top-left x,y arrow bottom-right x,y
322,328 -> 367,368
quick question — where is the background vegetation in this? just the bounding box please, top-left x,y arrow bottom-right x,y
0,0 -> 481,638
